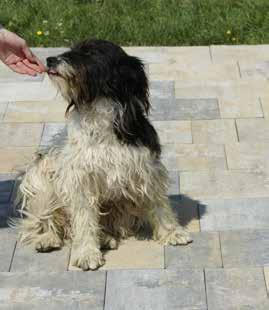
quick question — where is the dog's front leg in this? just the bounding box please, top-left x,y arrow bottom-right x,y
71,198 -> 104,271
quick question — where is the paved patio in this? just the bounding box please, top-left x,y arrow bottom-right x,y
1,45 -> 269,309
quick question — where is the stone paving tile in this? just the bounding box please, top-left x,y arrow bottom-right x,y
0,271 -> 106,309
102,239 -> 164,270
192,119 -> 238,144
125,46 -> 211,65
4,100 -> 66,123
0,123 -> 43,147
206,268 -> 269,310
69,238 -> 164,270
0,175 -> 14,203
210,44 -> 269,63
40,122 -> 66,146
0,102 -> 8,120
165,232 -> 221,268
236,119 -> 269,142
11,243 -> 70,272
180,170 -> 269,199
105,269 -> 207,310
0,147 -> 37,173
169,195 -> 200,232
200,197 -> 269,231
174,98 -> 220,120
0,64 -> 44,82
153,120 -> 192,144
239,60 -> 269,79
162,144 -> 227,171
149,99 -> 170,120
0,228 -> 17,271
149,80 -> 175,100
220,230 -> 269,267
31,47 -> 69,63
0,80 -> 57,102
167,170 -> 180,195
150,63 -> 240,81
225,142 -> 269,171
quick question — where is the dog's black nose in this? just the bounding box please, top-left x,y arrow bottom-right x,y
46,57 -> 59,67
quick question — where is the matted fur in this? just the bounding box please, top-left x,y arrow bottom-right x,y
16,40 -> 192,270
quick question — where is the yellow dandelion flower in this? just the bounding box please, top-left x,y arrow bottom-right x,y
36,30 -> 43,36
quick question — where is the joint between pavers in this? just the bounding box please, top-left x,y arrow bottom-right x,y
234,119 -> 240,142
209,46 -> 213,63
258,97 -> 265,119
103,271 -> 108,310
2,101 -> 10,121
8,240 -> 17,272
236,61 -> 242,78
218,232 -> 224,268
203,269 -> 209,309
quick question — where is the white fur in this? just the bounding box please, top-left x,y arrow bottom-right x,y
17,99 -> 191,270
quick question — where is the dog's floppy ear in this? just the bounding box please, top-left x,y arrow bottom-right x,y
112,56 -> 161,156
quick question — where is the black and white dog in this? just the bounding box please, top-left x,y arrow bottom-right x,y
18,40 -> 192,270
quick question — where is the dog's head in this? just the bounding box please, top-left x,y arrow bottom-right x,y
46,39 -> 160,155
46,39 -> 149,114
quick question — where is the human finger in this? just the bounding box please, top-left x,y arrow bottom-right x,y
16,61 -> 37,76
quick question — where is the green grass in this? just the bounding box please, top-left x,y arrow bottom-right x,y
1,0 -> 269,47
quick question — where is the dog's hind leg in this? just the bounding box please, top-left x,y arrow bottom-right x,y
18,162 -> 69,252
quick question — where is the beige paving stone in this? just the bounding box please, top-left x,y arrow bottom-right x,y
69,238 -> 164,270
236,119 -> 269,142
180,170 -> 269,199
162,144 -> 227,171
239,59 -> 269,79
0,147 -> 37,173
0,123 -> 43,147
4,100 -> 66,122
226,142 -> 269,171
0,74 -> 62,102
211,45 -> 269,63
124,46 -> 211,65
152,120 -> 192,144
192,119 -> 238,144
149,63 -> 240,81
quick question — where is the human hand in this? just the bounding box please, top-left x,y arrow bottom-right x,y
0,28 -> 46,75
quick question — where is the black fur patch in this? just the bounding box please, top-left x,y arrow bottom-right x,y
49,39 -> 161,156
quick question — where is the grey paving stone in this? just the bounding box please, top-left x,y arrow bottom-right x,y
165,232 -> 222,268
149,99 -> 170,120
240,60 -> 269,79
11,243 -> 70,272
167,170 -> 179,195
0,271 -> 106,309
173,98 -> 220,120
200,197 -> 269,231
105,269 -> 207,310
220,230 -> 269,267
0,228 -> 17,271
40,122 -> 66,146
206,268 -> 268,310
149,80 -> 175,100
31,48 -> 69,64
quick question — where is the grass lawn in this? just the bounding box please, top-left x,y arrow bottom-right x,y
0,0 -> 269,47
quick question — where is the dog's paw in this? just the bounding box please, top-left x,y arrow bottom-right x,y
72,249 -> 105,271
161,227 -> 192,246
35,233 -> 63,252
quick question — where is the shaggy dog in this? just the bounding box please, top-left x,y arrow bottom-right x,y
17,40 -> 192,270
